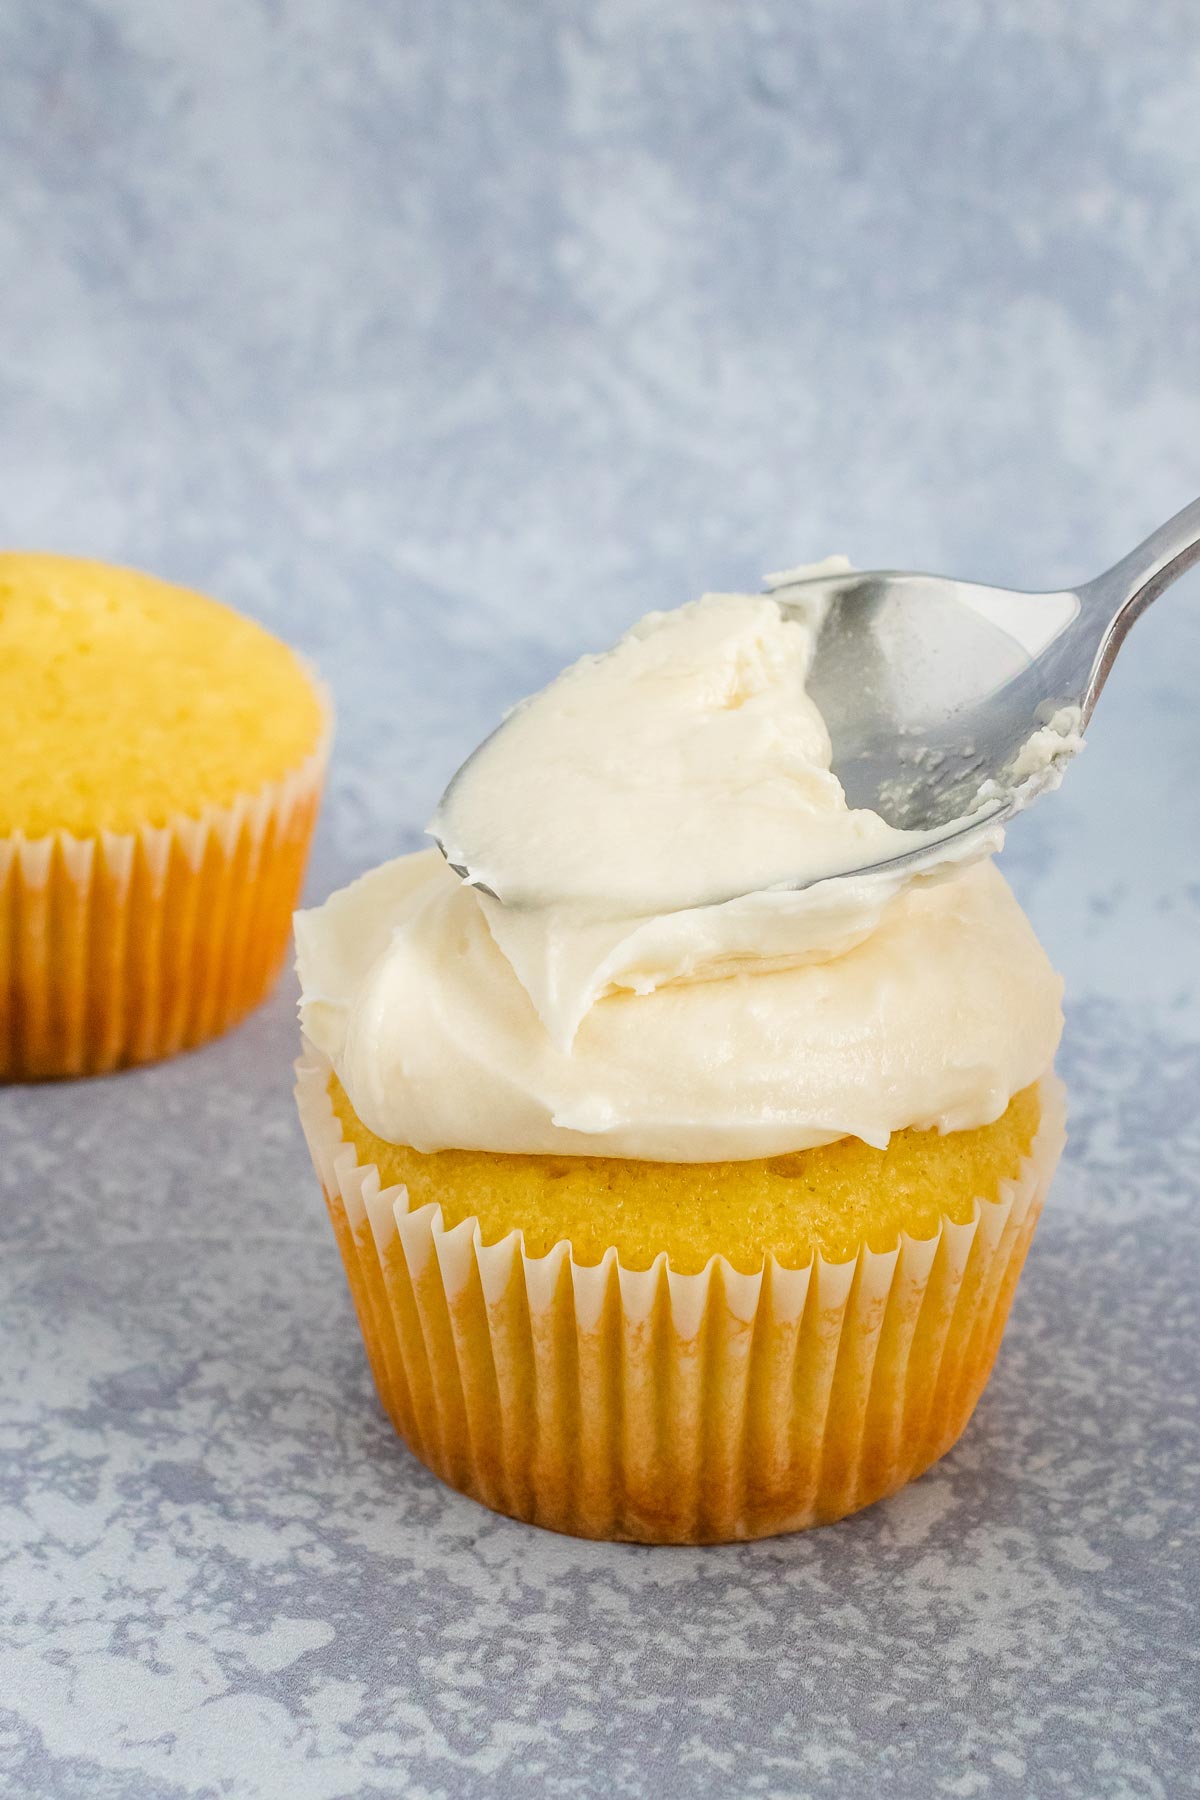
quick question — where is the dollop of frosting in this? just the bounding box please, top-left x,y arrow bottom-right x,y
297,568 -> 1064,1161
433,562 -> 997,918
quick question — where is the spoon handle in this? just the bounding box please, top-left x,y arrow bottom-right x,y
1077,492 -> 1200,713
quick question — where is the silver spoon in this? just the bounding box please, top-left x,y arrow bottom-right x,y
435,496 -> 1200,902
761,492 -> 1200,881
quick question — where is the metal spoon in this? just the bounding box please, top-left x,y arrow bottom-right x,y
436,496 -> 1200,901
763,492 -> 1200,880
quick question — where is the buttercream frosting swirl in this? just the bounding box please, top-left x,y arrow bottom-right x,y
297,568 -> 1063,1160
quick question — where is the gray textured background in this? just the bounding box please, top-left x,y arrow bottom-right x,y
2,4 -> 1199,1797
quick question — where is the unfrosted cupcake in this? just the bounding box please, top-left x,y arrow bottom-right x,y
295,568 -> 1063,1542
0,553 -> 329,1078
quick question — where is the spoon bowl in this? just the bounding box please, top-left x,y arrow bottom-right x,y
434,496 -> 1200,901
764,491 -> 1200,878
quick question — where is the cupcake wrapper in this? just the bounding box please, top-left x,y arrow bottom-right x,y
295,1047 -> 1066,1543
0,729 -> 329,1080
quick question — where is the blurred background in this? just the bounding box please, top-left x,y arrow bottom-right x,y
3,1 -> 1199,994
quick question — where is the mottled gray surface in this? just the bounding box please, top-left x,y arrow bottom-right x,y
2,3 -> 1199,1796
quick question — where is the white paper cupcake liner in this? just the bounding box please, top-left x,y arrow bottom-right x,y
0,706 -> 330,1079
296,1045 -> 1065,1542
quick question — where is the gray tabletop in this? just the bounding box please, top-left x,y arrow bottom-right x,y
3,4 -> 1199,1797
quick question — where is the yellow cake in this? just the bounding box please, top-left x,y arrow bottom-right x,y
329,1069 -> 1043,1271
295,577 -> 1065,1543
299,1055 -> 1062,1543
0,553 -> 329,1078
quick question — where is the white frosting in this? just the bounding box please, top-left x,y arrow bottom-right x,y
297,572 -> 1064,1161
297,852 -> 1060,1160
988,704 -> 1084,794
432,565 -> 997,916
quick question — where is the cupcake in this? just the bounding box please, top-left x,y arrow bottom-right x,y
295,566 -> 1064,1542
0,553 -> 329,1079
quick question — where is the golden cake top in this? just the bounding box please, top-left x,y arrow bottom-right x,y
0,553 -> 326,837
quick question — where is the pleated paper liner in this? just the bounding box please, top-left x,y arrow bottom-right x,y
0,716 -> 330,1081
296,1047 -> 1066,1543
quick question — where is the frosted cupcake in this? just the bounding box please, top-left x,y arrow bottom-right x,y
295,563 -> 1063,1542
0,553 -> 328,1078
